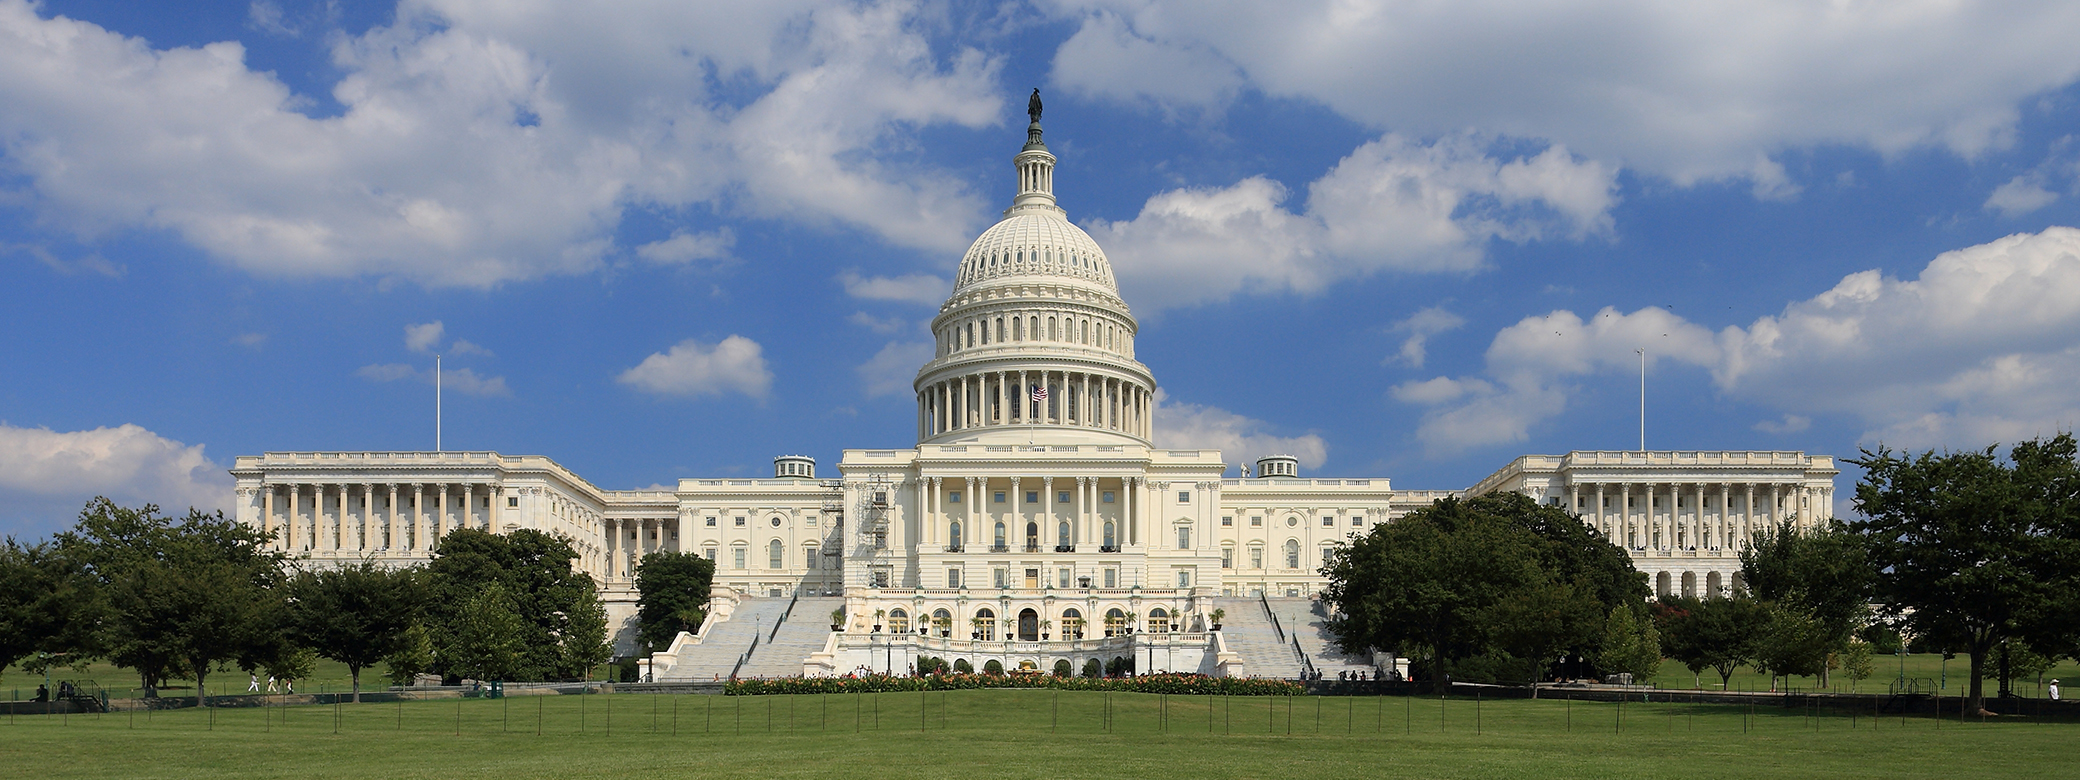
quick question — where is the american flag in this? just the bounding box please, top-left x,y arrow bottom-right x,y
1030,384 -> 1049,402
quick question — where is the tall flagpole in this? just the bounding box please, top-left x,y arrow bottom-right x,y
436,354 -> 443,453
1635,348 -> 1645,452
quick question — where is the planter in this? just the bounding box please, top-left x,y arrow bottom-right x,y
872,625 -> 882,633
1211,624 -> 1222,631
830,625 -> 842,631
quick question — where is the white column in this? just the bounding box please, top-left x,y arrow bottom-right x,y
437,484 -> 450,540
262,485 -> 277,550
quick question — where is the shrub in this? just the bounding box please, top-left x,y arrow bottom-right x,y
1053,659 -> 1072,678
725,672 -> 1305,696
1082,659 -> 1101,678
953,659 -> 973,674
983,659 -> 1004,676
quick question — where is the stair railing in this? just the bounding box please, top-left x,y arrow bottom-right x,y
729,633 -> 760,681
771,590 -> 800,642
1260,592 -> 1285,644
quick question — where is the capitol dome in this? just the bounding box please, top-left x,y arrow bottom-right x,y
912,112 -> 1155,447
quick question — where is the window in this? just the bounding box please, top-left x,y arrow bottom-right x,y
1058,568 -> 1071,588
1250,547 -> 1263,569
889,609 -> 909,633
1221,548 -> 1233,569
1103,568 -> 1117,588
1102,521 -> 1116,548
949,491 -> 962,504
1251,516 -> 1263,527
1026,491 -> 1039,503
1058,521 -> 1070,547
994,568 -> 1008,588
1284,539 -> 1300,569
1102,491 -> 1114,503
1148,608 -> 1170,632
949,522 -> 963,549
771,517 -> 782,527
947,568 -> 962,588
1352,516 -> 1364,526
974,608 -> 995,640
1177,491 -> 1190,504
871,570 -> 889,587
1221,516 -> 1233,527
768,539 -> 784,569
1058,491 -> 1070,503
732,547 -> 746,570
1176,526 -> 1191,549
804,548 -> 818,569
703,546 -> 716,562
1176,570 -> 1190,588
1286,516 -> 1299,527
1322,516 -> 1333,527
734,516 -> 746,527
1104,608 -> 1126,636
994,522 -> 1006,549
706,517 -> 717,527
506,497 -> 518,508
994,492 -> 1006,503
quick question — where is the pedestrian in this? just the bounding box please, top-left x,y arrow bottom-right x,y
248,674 -> 261,693
266,676 -> 278,693
34,684 -> 48,702
2052,680 -> 2061,701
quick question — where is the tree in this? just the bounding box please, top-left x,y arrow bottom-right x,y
1595,605 -> 1661,683
283,562 -> 427,702
442,581 -> 528,682
1849,434 -> 2080,714
54,499 -> 288,707
1740,520 -> 1871,687
1841,641 -> 1875,692
383,624 -> 434,686
425,529 -> 614,681
0,538 -> 89,674
1323,493 -> 1647,685
634,551 -> 714,652
1751,602 -> 1834,689
1656,595 -> 1766,689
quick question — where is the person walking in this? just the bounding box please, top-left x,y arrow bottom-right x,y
248,674 -> 261,693
2051,680 -> 2061,701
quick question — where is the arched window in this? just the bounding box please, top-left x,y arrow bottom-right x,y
769,539 -> 784,569
932,608 -> 952,636
1148,608 -> 1170,633
1026,521 -> 1039,550
1058,521 -> 1070,548
974,608 -> 997,641
889,608 -> 910,634
1284,539 -> 1300,569
994,521 -> 1006,550
1104,608 -> 1127,637
1103,521 -> 1116,549
949,521 -> 963,550
1062,608 -> 1085,639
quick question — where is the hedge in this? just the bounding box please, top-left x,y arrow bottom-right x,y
726,672 -> 1306,696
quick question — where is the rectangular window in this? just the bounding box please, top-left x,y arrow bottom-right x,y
1101,491 -> 1114,503
1351,516 -> 1363,526
994,568 -> 1008,588
1250,548 -> 1264,568
1221,548 -> 1233,569
1058,491 -> 1070,503
732,548 -> 745,569
804,549 -> 817,569
947,569 -> 962,588
1221,516 -> 1233,526
871,570 -> 889,587
506,497 -> 518,508
949,491 -> 962,504
994,491 -> 1006,503
1058,568 -> 1071,588
1177,570 -> 1190,588
1177,527 -> 1190,549
1322,516 -> 1333,526
734,516 -> 746,527
703,548 -> 716,561
1177,491 -> 1190,504
706,517 -> 717,526
1103,568 -> 1117,588
1026,491 -> 1039,504
1250,516 -> 1263,527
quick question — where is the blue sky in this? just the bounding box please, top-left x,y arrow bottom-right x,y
7,0 -> 2080,539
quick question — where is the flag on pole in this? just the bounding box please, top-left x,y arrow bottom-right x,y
1030,385 -> 1049,402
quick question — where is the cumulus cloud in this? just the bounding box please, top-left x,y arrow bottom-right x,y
1045,0 -> 2080,188
1985,175 -> 2060,217
0,422 -> 232,533
1091,134 -> 1616,310
356,363 -> 511,396
1153,389 -> 1326,470
635,228 -> 734,265
838,270 -> 948,305
1397,227 -> 2080,455
1387,306 -> 1466,368
856,341 -> 933,397
0,0 -> 1001,287
618,335 -> 773,399
848,312 -> 913,335
405,321 -> 445,353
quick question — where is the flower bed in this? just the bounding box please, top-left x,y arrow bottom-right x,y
726,673 -> 1305,696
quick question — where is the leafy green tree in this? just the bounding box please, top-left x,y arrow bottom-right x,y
425,528 -> 613,681
634,551 -> 714,652
1081,658 -> 1100,678
1849,434 -> 2080,714
283,561 -> 427,701
54,499 -> 288,706
1323,493 -> 1646,685
264,647 -> 317,689
1751,601 -> 1835,688
1993,637 -> 2055,697
383,624 -> 434,686
1595,605 -> 1661,683
1841,641 -> 1875,692
0,538 -> 90,674
1740,520 -> 1871,687
1655,595 -> 1766,689
442,581 -> 527,682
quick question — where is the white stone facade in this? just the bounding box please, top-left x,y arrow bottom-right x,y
229,116 -> 1840,675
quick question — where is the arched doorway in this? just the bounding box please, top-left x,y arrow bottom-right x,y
1026,522 -> 1039,551
1706,571 -> 1723,598
1681,571 -> 1697,598
1018,608 -> 1039,641
1655,571 -> 1672,597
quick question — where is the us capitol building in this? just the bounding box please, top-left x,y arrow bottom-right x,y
229,107 -> 1838,680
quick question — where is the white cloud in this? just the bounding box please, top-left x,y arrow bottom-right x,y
1153,389 -> 1326,470
1754,414 -> 1811,435
0,422 -> 232,520
618,335 -> 773,399
856,340 -> 932,397
848,311 -> 913,335
1091,134 -> 1616,310
405,321 -> 445,353
356,363 -> 511,397
1985,175 -> 2059,216
0,0 -> 1001,287
635,228 -> 733,265
1399,227 -> 2080,455
1387,306 -> 1466,368
1045,0 -> 2080,188
837,270 -> 948,305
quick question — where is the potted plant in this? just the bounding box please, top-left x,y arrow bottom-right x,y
873,609 -> 886,633
830,607 -> 845,632
1209,607 -> 1226,631
1040,618 -> 1053,641
1124,611 -> 1137,634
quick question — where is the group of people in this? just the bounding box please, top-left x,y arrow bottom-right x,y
244,673 -> 294,693
30,681 -> 80,702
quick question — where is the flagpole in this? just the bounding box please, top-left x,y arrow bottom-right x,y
1635,347 -> 1645,452
436,354 -> 443,453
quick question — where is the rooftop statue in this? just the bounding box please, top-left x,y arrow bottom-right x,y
1028,88 -> 1042,124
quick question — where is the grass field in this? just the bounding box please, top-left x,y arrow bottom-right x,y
1,688 -> 2073,779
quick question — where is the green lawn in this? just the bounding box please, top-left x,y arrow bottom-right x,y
1,688 -> 2073,779
1645,652 -> 2080,695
